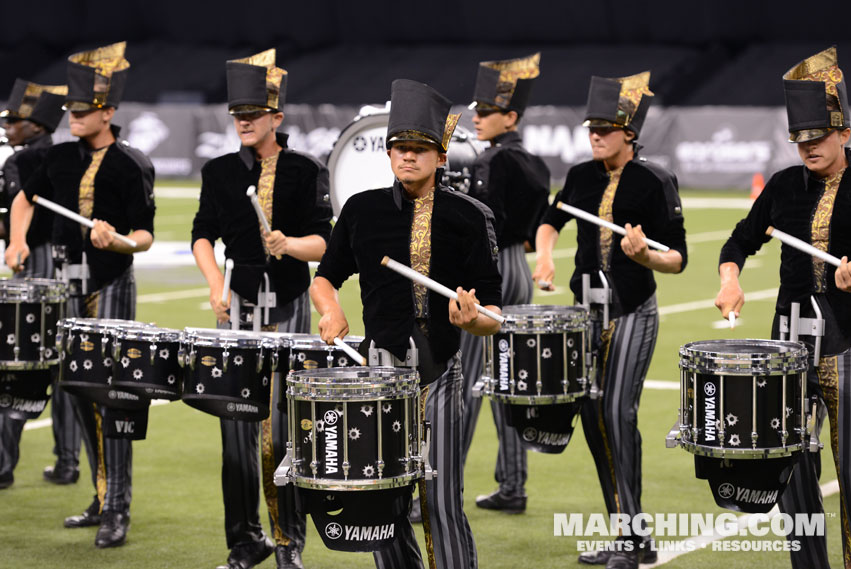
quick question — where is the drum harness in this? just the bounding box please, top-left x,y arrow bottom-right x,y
53,245 -> 91,296
228,273 -> 276,332
778,296 -> 824,453
579,270 -> 611,400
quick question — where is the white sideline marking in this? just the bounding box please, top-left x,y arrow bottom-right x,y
138,287 -> 209,303
648,480 -> 840,567
23,399 -> 171,431
659,288 -> 778,316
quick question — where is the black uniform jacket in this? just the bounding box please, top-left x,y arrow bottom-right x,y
316,180 -> 502,364
720,148 -> 851,354
469,130 -> 550,249
191,133 -> 332,306
23,125 -> 155,290
2,134 -> 54,247
542,155 -> 688,316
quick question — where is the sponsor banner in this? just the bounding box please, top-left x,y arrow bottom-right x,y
42,103 -> 800,189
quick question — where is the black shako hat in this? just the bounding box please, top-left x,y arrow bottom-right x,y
583,71 -> 654,139
783,46 -> 849,143
226,48 -> 287,115
1,79 -> 67,132
64,42 -> 129,112
470,53 -> 541,114
386,79 -> 460,153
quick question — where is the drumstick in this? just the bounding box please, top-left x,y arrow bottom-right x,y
32,194 -> 138,248
221,259 -> 234,305
766,226 -> 842,267
555,201 -> 670,252
333,337 -> 367,366
380,256 -> 505,324
246,186 -> 282,260
728,312 -> 736,330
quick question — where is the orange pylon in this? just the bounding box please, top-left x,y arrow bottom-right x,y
750,172 -> 765,200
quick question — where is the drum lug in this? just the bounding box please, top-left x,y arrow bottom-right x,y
665,420 -> 682,448
270,349 -> 279,373
751,431 -> 758,449
55,331 -> 63,354
222,348 -> 229,373
188,347 -> 196,370
376,459 -> 385,479
588,382 -> 601,399
273,447 -> 294,486
101,335 -> 109,358
472,380 -> 485,398
342,460 -> 350,479
421,420 -> 437,481
150,342 -> 157,365
177,345 -> 186,368
113,339 -> 121,361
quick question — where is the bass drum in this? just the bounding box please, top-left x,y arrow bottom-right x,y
326,109 -> 481,216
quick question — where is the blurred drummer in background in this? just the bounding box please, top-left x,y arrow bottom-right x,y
4,42 -> 155,549
532,71 -> 686,569
0,80 -> 71,491
311,78 -> 502,569
715,46 -> 851,569
459,53 -> 550,514
190,49 -> 331,569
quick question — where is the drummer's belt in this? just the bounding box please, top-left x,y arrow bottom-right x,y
778,296 -> 826,365
580,271 -> 613,325
53,247 -> 91,296
228,273 -> 277,332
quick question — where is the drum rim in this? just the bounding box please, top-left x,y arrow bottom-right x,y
290,472 -> 422,491
286,333 -> 364,350
0,277 -> 69,301
184,327 -> 287,348
680,338 -> 809,373
327,113 -> 391,217
288,366 -> 419,380
114,327 -> 184,341
60,318 -> 153,333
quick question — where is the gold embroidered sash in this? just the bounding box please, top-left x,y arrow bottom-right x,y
410,189 -> 435,318
256,153 -> 279,256
78,147 -> 108,225
811,168 -> 844,292
597,166 -> 625,272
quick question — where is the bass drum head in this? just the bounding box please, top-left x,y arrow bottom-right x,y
326,111 -> 480,217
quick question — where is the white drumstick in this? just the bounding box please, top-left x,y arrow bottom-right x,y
728,312 -> 736,329
766,226 -> 842,267
246,185 -> 281,260
537,279 -> 552,290
333,337 -> 366,366
556,201 -> 670,252
380,256 -> 505,324
32,194 -> 138,248
221,258 -> 234,305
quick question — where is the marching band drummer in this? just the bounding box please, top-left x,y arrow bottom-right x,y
311,79 -> 502,569
190,49 -> 332,569
459,53 -> 550,515
4,42 -> 155,549
531,72 -> 687,569
0,80 -> 76,491
715,46 -> 851,569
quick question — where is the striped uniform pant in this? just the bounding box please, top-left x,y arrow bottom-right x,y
375,354 -> 477,569
220,291 -> 310,550
779,347 -> 851,569
1,244 -> 76,481
67,266 -> 138,513
580,294 -> 658,537
460,243 -> 531,496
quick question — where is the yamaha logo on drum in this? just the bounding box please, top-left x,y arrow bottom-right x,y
522,427 -> 538,442
703,380 -> 717,442
718,483 -> 735,499
704,382 -> 717,397
325,522 -> 343,539
324,410 -> 339,425
0,394 -> 11,407
497,336 -> 511,391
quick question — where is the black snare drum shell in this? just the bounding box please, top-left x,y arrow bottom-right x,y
0,301 -> 61,368
112,337 -> 182,400
508,401 -> 581,454
0,368 -> 54,419
695,454 -> 797,513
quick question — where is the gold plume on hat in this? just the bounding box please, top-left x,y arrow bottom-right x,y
483,52 -> 541,84
783,46 -> 843,98
68,41 -> 130,77
230,48 -> 287,109
617,71 -> 653,117
442,113 -> 461,151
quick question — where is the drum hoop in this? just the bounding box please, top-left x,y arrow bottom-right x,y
290,472 -> 422,491
502,304 -> 589,332
680,339 -> 809,374
185,328 -> 286,349
61,318 -> 151,334
290,337 -> 364,351
486,392 -> 586,405
287,383 -> 420,400
0,278 -> 69,302
114,327 -> 183,342
678,441 -> 803,459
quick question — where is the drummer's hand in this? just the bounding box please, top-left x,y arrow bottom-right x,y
532,258 -> 556,291
4,241 -> 29,273
90,218 -> 117,250
265,230 -> 288,257
318,307 -> 349,345
836,256 -> 851,293
714,281 -> 745,320
621,223 -> 650,264
209,286 -> 230,324
449,287 -> 481,331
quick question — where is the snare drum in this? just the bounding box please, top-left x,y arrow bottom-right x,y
286,333 -> 364,371
326,111 -> 480,216
677,339 -> 809,458
0,369 -> 53,419
483,304 -> 589,404
57,318 -> 152,409
111,326 -> 184,400
181,328 -> 286,421
282,367 -> 423,491
0,278 -> 67,369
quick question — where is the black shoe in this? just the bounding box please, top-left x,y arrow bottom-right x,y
216,537 -> 275,569
409,498 -> 422,523
43,463 -> 80,485
275,543 -> 304,569
606,551 -> 640,569
94,510 -> 130,548
475,489 -> 526,513
0,472 -> 13,490
579,542 -> 657,565
64,497 -> 102,528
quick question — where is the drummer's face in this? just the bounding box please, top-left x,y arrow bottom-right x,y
388,142 -> 446,186
796,128 -> 850,178
233,111 -> 283,149
588,126 -> 633,163
472,109 -> 517,141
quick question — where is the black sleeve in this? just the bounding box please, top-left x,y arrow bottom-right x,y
21,157 -> 52,204
293,159 -> 332,241
649,168 -> 688,272
480,151 -> 510,237
540,168 -> 575,231
124,156 -> 156,235
191,163 -> 222,247
314,202 -> 358,290
719,174 -> 776,270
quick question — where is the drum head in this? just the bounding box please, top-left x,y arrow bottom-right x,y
0,278 -> 68,303
327,111 -> 480,216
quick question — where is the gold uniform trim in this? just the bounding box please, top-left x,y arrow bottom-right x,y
598,165 -> 625,272
442,113 -> 461,152
257,153 -> 280,258
783,46 -> 843,98
78,147 -> 108,225
810,168 -> 844,292
480,53 -> 541,109
410,189 -> 435,319
616,71 -> 653,127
